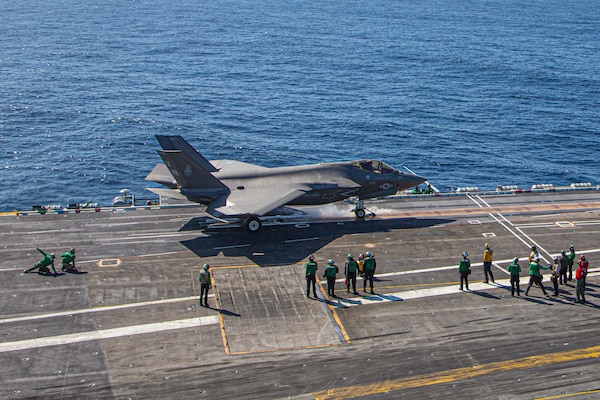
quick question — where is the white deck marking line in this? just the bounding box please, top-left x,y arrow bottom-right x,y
284,237 -> 320,243
0,295 -> 209,325
323,249 -> 600,284
214,244 -> 251,250
470,195 -> 553,263
329,271 -> 600,308
0,315 -> 219,353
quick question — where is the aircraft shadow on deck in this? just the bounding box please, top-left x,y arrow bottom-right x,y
180,217 -> 454,266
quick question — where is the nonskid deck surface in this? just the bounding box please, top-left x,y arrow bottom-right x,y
1,190 -> 599,399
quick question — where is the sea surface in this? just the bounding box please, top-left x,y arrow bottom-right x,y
1,0 -> 599,210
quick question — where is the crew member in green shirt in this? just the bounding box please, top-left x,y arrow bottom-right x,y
507,257 -> 521,296
305,255 -> 318,298
362,252 -> 376,294
24,247 -> 56,275
61,248 -> 77,272
525,258 -> 550,296
323,259 -> 339,297
345,254 -> 359,295
458,252 -> 471,291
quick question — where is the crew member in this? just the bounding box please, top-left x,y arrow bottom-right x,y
305,255 -> 318,298
567,245 -> 576,281
24,247 -> 56,275
362,252 -> 376,294
528,245 -> 540,263
323,259 -> 339,298
506,257 -> 521,296
458,252 -> 470,291
61,248 -> 77,272
559,250 -> 569,285
199,264 -> 212,307
345,254 -> 359,295
357,254 -> 365,274
525,258 -> 550,296
575,255 -> 588,303
550,257 -> 561,297
483,243 -> 495,283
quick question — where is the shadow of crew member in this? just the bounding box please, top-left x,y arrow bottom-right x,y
24,247 -> 57,275
61,248 -> 78,272
199,264 -> 212,307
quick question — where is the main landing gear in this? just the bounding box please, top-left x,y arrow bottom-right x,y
244,216 -> 262,232
346,199 -> 374,219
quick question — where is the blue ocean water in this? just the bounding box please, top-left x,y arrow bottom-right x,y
1,0 -> 599,210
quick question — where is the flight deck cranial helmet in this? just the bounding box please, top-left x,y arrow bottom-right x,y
203,264 -> 209,270
347,254 -> 353,259
513,257 -> 519,263
309,255 -> 315,261
463,252 -> 468,257
50,253 -> 55,258
561,250 -> 566,256
70,248 -> 76,254
328,259 -> 334,265
535,257 -> 540,263
570,245 -> 575,251
531,245 -> 537,251
366,252 -> 372,257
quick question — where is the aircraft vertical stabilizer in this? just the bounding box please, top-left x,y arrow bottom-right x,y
156,135 -> 218,173
157,150 -> 228,191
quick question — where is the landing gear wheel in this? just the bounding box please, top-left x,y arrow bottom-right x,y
354,208 -> 366,219
245,217 -> 262,232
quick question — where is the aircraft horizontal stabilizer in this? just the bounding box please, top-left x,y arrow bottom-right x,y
145,164 -> 177,188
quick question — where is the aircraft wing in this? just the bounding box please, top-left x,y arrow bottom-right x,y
208,185 -> 311,217
211,159 -> 269,172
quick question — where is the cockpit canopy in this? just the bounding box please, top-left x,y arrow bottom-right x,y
352,160 -> 396,174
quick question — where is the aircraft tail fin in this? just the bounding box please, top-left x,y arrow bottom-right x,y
157,149 -> 228,191
155,135 -> 218,173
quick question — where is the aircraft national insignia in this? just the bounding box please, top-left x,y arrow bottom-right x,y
184,164 -> 193,177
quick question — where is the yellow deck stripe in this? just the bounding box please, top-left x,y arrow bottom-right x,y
313,344 -> 600,399
318,281 -> 351,344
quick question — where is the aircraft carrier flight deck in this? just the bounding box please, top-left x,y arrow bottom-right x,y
1,188 -> 600,399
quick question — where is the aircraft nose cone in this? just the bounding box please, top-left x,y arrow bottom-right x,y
398,172 -> 427,190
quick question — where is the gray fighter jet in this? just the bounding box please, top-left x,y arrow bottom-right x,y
145,135 -> 425,231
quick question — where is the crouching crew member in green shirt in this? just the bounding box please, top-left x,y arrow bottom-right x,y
305,255 -> 318,298
323,259 -> 339,298
345,254 -> 359,295
458,252 -> 471,291
24,247 -> 57,275
525,258 -> 550,296
507,257 -> 521,296
61,248 -> 77,272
